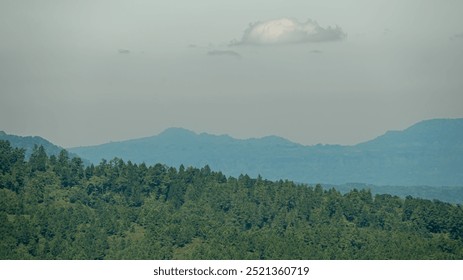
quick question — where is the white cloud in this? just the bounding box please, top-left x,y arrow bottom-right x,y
231,18 -> 346,46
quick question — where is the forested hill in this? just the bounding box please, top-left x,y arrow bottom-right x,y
0,131 -> 81,160
1,140 -> 463,260
69,118 -> 463,186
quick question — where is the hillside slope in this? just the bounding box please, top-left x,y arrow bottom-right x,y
0,131 -> 82,160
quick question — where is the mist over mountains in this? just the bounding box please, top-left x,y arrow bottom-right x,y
65,118 -> 463,187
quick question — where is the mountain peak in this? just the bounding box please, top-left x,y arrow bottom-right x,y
158,127 -> 197,137
357,118 -> 463,149
407,118 -> 463,132
255,135 -> 301,146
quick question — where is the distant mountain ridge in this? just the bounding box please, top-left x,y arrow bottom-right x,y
357,118 -> 463,150
0,131 -> 82,160
68,118 -> 463,186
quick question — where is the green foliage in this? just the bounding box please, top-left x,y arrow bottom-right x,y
1,140 -> 462,259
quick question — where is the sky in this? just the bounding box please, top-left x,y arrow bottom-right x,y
1,0 -> 463,148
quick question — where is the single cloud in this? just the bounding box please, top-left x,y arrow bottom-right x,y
207,50 -> 242,59
231,18 -> 346,46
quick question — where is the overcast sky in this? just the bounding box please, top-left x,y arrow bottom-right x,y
1,0 -> 463,148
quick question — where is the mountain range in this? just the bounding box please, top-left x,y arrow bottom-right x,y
63,118 -> 463,187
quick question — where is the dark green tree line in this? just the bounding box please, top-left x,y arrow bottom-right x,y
1,140 -> 462,259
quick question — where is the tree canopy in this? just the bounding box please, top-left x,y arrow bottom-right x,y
1,140 -> 462,259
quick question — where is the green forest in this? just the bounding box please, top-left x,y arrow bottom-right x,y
1,140 -> 462,259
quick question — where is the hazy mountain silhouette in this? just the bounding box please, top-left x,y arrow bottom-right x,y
68,118 -> 463,186
0,131 -> 82,160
